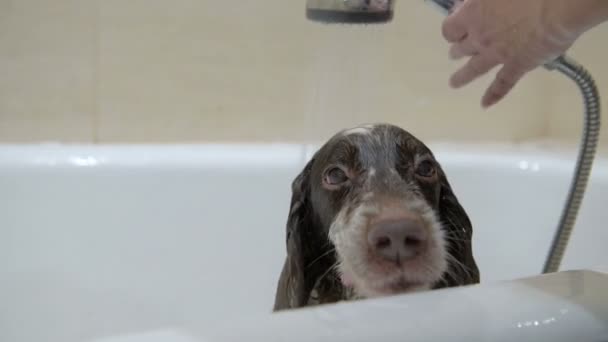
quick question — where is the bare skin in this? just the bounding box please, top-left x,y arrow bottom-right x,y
441,0 -> 608,108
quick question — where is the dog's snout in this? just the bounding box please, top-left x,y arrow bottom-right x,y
368,218 -> 428,263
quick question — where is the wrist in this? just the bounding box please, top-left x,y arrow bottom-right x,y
553,0 -> 608,36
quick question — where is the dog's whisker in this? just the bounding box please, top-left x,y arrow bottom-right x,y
445,251 -> 474,282
306,248 -> 336,269
443,236 -> 470,243
443,215 -> 467,233
317,261 -> 340,285
439,259 -> 464,285
420,262 -> 439,280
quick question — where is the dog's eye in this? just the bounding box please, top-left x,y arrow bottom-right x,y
324,167 -> 349,186
416,160 -> 436,178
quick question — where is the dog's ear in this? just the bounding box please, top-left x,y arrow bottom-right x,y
436,173 -> 480,287
273,158 -> 317,311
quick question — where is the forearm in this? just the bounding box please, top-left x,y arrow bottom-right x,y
552,0 -> 608,37
582,0 -> 608,28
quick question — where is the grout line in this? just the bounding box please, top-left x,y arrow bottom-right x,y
92,0 -> 101,144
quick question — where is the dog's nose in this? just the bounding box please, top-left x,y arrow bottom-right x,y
368,218 -> 428,264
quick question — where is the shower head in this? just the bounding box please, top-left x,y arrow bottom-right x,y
305,0 -> 395,24
305,0 -> 457,24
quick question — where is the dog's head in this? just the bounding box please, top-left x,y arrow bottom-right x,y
273,124 -> 479,311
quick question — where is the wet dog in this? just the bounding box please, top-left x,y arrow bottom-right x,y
273,123 -> 479,311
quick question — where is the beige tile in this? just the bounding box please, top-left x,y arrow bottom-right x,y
0,0 -> 97,143
97,1 -> 312,142
3,1 -> 603,145
545,24 -> 608,150
96,1 -> 548,143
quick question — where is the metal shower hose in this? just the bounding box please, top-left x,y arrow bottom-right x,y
542,56 -> 601,273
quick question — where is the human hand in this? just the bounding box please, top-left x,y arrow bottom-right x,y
441,0 -> 605,108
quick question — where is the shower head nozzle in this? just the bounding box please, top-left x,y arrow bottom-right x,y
305,0 -> 395,24
305,1 -> 459,24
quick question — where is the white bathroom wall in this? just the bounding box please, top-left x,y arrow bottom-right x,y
0,0 -> 606,147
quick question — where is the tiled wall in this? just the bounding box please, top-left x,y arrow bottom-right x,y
0,0 -> 606,147
546,26 -> 608,145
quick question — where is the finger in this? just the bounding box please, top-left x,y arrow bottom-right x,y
449,39 -> 478,60
450,54 -> 499,88
481,63 -> 527,108
441,2 -> 469,43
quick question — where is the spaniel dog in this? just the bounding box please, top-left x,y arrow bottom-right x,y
273,123 -> 479,311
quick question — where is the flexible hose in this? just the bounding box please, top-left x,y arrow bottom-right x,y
425,0 -> 602,273
542,56 -> 601,273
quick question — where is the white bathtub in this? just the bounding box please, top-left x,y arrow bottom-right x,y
1,141 -> 607,342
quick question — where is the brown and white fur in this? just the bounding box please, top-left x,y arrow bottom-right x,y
273,123 -> 479,311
